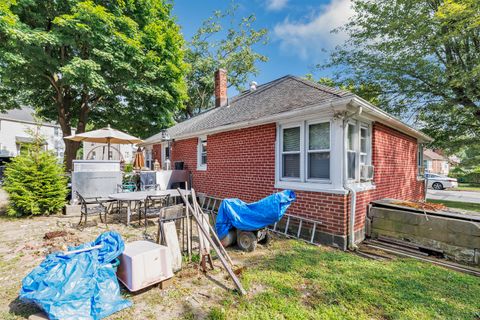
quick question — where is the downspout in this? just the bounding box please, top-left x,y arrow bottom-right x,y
342,105 -> 363,250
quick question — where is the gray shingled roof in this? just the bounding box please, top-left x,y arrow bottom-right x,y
145,75 -> 353,143
0,108 -> 37,123
0,107 -> 57,126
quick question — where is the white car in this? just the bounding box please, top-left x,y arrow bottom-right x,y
425,173 -> 458,190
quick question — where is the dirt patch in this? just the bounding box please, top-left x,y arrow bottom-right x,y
0,213 -> 273,319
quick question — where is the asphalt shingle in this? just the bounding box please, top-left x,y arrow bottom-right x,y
145,75 -> 352,143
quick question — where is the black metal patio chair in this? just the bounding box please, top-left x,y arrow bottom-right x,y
76,191 -> 109,229
139,194 -> 170,234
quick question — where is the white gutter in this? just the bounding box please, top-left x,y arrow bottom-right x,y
343,106 -> 363,250
350,97 -> 433,143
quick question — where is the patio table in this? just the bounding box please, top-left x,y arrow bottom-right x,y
108,189 -> 191,225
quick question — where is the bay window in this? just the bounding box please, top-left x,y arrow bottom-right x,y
347,123 -> 357,180
276,117 -> 373,193
347,121 -> 372,183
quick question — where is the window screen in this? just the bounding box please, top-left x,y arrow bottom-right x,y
282,127 -> 300,178
308,123 -> 330,179
200,139 -> 207,165
283,127 -> 300,151
347,123 -> 356,179
360,127 -> 368,165
283,154 -> 300,178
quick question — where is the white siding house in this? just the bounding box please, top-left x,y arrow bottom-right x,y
0,108 -> 67,161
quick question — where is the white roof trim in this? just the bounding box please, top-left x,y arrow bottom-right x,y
350,97 -> 433,143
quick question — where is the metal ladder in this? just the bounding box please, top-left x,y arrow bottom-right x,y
270,213 -> 323,245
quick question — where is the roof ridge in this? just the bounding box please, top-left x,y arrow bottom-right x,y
290,75 -> 352,97
229,75 -> 294,104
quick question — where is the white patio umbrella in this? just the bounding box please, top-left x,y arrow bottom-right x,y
65,125 -> 143,160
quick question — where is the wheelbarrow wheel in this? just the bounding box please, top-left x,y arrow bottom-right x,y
258,230 -> 272,245
237,231 -> 257,252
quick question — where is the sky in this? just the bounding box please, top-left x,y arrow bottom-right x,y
172,0 -> 354,94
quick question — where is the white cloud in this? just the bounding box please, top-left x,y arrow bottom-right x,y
274,0 -> 354,59
266,0 -> 288,11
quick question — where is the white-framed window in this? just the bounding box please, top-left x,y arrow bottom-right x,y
145,148 -> 153,169
347,122 -> 357,180
347,121 -> 372,182
281,125 -> 301,179
197,136 -> 207,170
307,122 -> 330,180
279,120 -> 331,182
418,144 -> 424,176
165,144 -> 170,160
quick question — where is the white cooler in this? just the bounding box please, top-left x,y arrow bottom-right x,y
117,241 -> 173,292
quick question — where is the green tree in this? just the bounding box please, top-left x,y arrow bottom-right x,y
3,128 -> 68,216
305,75 -> 386,108
322,0 -> 480,152
0,0 -> 188,169
182,4 -> 268,118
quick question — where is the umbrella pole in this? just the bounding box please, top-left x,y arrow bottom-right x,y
108,139 -> 111,160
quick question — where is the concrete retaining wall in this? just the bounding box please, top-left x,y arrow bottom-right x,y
367,207 -> 480,265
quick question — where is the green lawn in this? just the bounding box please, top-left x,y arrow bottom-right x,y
454,183 -> 480,192
427,199 -> 480,212
209,240 -> 480,320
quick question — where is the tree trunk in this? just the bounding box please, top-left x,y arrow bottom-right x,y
64,140 -> 81,172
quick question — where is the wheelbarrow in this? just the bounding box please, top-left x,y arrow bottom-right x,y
220,227 -> 272,252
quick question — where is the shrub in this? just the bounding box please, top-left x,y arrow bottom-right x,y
465,167 -> 480,184
3,132 -> 68,216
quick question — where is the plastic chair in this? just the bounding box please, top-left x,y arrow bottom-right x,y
117,182 -> 137,193
140,183 -> 160,191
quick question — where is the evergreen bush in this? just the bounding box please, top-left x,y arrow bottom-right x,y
3,130 -> 68,216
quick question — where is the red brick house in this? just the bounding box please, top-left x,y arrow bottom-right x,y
143,70 -> 432,250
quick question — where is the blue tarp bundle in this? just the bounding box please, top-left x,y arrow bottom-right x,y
215,190 -> 296,239
20,231 -> 132,320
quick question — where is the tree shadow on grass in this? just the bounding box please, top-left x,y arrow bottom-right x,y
247,240 -> 480,319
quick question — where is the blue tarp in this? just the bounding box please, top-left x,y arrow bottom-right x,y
215,190 -> 296,239
20,231 -> 132,320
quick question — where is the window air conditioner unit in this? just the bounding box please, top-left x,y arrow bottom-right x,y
360,165 -> 374,181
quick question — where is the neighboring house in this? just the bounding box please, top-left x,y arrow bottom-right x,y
424,149 -> 449,176
143,70 -> 432,250
83,142 -> 136,163
0,108 -> 66,161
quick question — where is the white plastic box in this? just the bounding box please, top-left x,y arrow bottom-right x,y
117,241 -> 173,292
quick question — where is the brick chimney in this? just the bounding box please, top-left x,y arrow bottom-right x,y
214,69 -> 228,108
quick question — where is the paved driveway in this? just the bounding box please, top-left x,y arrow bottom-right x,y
427,189 -> 480,204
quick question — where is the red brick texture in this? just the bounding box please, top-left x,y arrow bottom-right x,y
351,123 -> 425,234
159,121 -> 424,245
152,144 -> 162,166
214,69 -> 228,108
